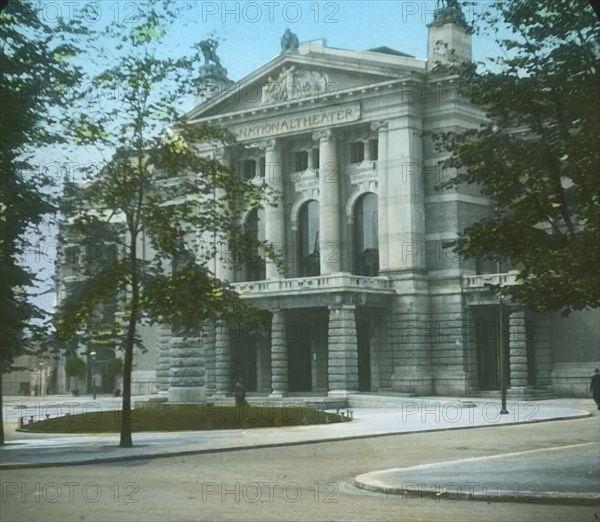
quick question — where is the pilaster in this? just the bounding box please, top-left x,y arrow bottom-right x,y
327,304 -> 359,395
168,337 -> 206,403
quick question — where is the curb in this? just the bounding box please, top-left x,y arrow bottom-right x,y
354,476 -> 600,506
0,411 -> 591,470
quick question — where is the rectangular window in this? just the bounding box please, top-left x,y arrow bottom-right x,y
259,157 -> 266,178
293,151 -> 308,172
243,160 -> 256,180
312,148 -> 320,169
350,142 -> 364,164
369,139 -> 379,161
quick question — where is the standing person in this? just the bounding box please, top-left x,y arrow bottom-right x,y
234,378 -> 248,407
590,369 -> 600,410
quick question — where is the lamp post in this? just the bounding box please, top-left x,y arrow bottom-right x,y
37,362 -> 44,397
498,288 -> 509,415
90,351 -> 97,400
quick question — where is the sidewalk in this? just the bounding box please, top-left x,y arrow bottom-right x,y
0,396 -> 592,469
3,396 -> 599,505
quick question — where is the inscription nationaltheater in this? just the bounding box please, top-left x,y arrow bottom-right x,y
232,103 -> 361,140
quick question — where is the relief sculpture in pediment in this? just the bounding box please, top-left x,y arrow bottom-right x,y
261,66 -> 330,104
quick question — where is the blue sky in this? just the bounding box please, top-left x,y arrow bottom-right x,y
26,0 -> 506,314
168,0 -> 503,83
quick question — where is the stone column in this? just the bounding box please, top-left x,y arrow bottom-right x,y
168,337 -> 206,403
386,116 -> 425,272
371,121 -> 389,271
314,129 -> 341,274
270,310 -> 288,397
531,314 -> 552,388
363,139 -> 371,162
264,139 -> 285,279
328,305 -> 359,396
204,320 -> 217,397
214,320 -> 233,397
509,310 -> 529,390
155,325 -> 171,394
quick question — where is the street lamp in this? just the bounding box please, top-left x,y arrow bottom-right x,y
498,289 -> 509,415
38,362 -> 44,397
90,351 -> 97,400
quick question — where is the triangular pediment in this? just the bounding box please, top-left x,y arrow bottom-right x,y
186,39 -> 426,121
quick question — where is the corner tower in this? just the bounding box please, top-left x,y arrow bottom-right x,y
427,0 -> 472,66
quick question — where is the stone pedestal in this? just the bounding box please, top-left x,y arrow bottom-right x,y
327,305 -> 359,395
532,314 -> 552,387
214,321 -> 232,397
509,310 -> 529,389
270,310 -> 288,396
155,325 -> 171,394
204,320 -> 217,397
168,337 -> 206,403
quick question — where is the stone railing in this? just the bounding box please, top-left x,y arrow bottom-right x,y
233,273 -> 393,297
463,271 -> 519,290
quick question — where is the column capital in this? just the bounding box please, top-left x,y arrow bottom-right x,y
249,139 -> 281,151
312,129 -> 335,142
370,120 -> 389,133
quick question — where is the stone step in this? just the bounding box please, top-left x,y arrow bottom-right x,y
470,388 -> 557,400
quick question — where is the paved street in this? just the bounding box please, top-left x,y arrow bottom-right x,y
1,397 -> 599,521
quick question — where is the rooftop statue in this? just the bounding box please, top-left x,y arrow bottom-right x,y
199,38 -> 222,67
196,38 -> 232,102
433,0 -> 467,26
281,29 -> 299,52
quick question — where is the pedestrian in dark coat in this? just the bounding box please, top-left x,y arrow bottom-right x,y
590,368 -> 600,410
234,378 -> 248,407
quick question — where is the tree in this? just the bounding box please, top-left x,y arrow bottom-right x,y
0,1 -> 84,444
430,0 -> 599,315
55,2 -> 278,448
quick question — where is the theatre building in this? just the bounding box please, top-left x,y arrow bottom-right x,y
53,5 -> 599,402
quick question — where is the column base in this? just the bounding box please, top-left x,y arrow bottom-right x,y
327,390 -> 355,398
269,391 -> 287,398
168,387 -> 207,403
508,386 -> 530,398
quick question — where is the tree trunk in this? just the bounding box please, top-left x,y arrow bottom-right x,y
120,229 -> 139,448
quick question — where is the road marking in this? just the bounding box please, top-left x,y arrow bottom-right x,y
382,442 -> 598,473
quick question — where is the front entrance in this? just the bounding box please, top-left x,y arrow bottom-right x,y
287,318 -> 312,392
475,307 -> 509,391
232,336 -> 257,392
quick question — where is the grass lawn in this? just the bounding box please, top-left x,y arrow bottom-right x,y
21,404 -> 350,433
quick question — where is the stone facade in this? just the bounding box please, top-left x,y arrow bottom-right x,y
49,7 -> 599,401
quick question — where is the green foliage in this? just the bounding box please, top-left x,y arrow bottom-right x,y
54,1 -> 280,447
0,0 -> 87,444
429,0 -> 600,314
1,1 -> 82,370
64,357 -> 86,378
22,405 -> 349,433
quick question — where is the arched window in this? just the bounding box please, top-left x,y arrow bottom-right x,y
354,193 -> 379,276
244,207 -> 265,281
298,200 -> 320,277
